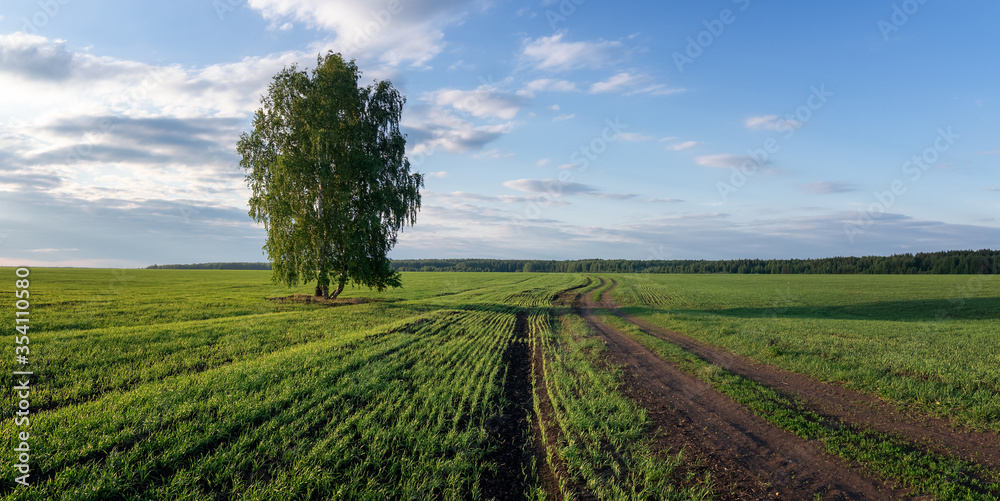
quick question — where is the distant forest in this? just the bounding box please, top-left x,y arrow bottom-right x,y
149,249 -> 998,274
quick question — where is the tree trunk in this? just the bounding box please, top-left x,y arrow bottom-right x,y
316,267 -> 329,297
329,265 -> 348,299
330,280 -> 345,299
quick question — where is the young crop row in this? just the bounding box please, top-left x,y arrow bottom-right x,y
530,309 -> 711,500
608,274 -> 1000,433
0,303 -> 419,413
1,307 -> 526,500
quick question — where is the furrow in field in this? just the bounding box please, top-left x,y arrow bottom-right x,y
571,279 -> 904,500
481,311 -> 533,501
600,278 -> 1000,473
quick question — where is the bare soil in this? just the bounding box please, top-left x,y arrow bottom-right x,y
600,279 -> 1000,473
482,312 -> 533,501
569,281 -> 908,500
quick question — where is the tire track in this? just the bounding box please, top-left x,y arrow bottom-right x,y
482,311 -> 532,500
571,278 -> 905,500
600,278 -> 1000,473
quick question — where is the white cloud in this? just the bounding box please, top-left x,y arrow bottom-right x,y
536,158 -> 550,166
0,35 -> 312,210
426,171 -> 448,178
0,33 -> 303,121
666,140 -> 698,151
589,71 -> 683,96
695,154 -> 768,169
473,148 -> 515,159
424,85 -> 526,120
402,104 -> 515,157
518,78 -> 577,97
521,32 -> 623,71
617,132 -> 654,142
745,114 -> 803,131
245,0 -> 472,67
552,113 -> 575,122
503,178 -> 635,199
802,181 -> 860,194
589,72 -> 640,93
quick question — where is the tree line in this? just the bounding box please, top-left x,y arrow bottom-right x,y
147,249 -> 998,274
390,249 -> 999,274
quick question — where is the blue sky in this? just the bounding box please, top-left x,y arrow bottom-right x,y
1,0 -> 998,267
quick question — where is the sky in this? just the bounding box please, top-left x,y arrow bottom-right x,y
1,0 -> 998,267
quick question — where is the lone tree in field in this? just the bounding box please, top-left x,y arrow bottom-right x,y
238,52 -> 423,298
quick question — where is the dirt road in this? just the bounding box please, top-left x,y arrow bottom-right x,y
571,280 -> 907,500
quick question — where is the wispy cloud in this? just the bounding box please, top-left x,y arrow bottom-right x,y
503,178 -> 636,199
617,132 -> 654,142
802,181 -> 860,194
665,140 -> 698,151
521,32 -> 623,71
696,154 -> 768,169
28,248 -> 79,252
472,148 -> 515,160
424,85 -> 527,120
745,114 -> 802,131
589,71 -> 683,96
402,105 -> 515,156
517,78 -> 577,97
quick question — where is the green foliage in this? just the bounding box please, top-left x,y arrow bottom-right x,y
237,52 -> 423,297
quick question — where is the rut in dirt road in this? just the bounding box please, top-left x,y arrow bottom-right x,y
571,280 -> 907,500
599,278 -> 1000,473
482,312 -> 533,500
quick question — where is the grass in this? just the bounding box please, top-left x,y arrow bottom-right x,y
4,268 -> 996,499
608,273 -> 1000,433
595,310 -> 1000,500
0,269 -> 582,499
531,299 -> 711,499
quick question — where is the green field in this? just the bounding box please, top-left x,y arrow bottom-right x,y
2,269 -> 998,499
609,274 -> 1000,431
